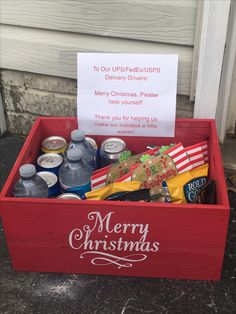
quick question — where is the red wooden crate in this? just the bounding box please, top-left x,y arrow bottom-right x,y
0,117 -> 230,280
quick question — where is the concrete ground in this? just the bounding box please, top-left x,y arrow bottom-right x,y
0,135 -> 235,314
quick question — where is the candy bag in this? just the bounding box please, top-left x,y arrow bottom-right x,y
106,146 -> 160,184
106,155 -> 141,184
164,163 -> 209,204
132,143 -> 192,196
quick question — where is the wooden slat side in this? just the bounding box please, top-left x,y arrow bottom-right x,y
0,0 -> 197,46
0,201 -> 228,280
0,118 -> 43,198
208,121 -> 230,207
0,25 -> 193,96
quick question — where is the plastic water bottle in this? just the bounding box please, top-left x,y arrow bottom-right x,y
59,148 -> 91,198
64,129 -> 96,171
12,164 -> 48,198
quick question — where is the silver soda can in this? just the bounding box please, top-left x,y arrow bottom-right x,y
37,153 -> 63,175
85,136 -> 98,151
99,137 -> 127,167
41,136 -> 67,155
37,171 -> 60,197
56,193 -> 82,200
86,136 -> 98,170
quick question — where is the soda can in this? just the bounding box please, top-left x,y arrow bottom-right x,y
85,136 -> 98,151
37,153 -> 63,175
86,136 -> 98,170
56,193 -> 82,200
37,171 -> 60,197
99,137 -> 127,167
41,136 -> 67,155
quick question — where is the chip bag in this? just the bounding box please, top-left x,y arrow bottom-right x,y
164,164 -> 209,204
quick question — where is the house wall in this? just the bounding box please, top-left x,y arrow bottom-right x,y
226,58 -> 236,135
0,0 -> 197,135
0,70 -> 193,136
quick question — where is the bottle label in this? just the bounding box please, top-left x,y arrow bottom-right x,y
60,182 -> 91,198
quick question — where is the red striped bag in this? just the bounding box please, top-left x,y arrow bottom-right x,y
164,143 -> 193,173
185,141 -> 208,169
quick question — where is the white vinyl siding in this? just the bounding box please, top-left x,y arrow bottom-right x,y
0,0 -> 197,96
226,59 -> 236,134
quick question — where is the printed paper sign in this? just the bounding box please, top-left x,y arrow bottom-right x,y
77,53 -> 178,137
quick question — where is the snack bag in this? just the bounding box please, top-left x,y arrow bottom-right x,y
185,141 -> 208,169
165,143 -> 192,174
105,188 -> 153,202
91,166 -> 111,190
92,164 -> 112,176
106,155 -> 141,184
106,146 -> 160,183
164,163 -> 209,204
115,164 -> 140,183
194,180 -> 216,204
132,143 -> 192,196
85,181 -> 142,200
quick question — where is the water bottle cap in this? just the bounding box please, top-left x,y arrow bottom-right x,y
71,129 -> 85,141
67,148 -> 82,161
19,164 -> 36,178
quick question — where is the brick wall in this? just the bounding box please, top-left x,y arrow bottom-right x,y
0,70 -> 194,136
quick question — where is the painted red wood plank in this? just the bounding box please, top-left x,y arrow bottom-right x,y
0,201 -> 229,280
